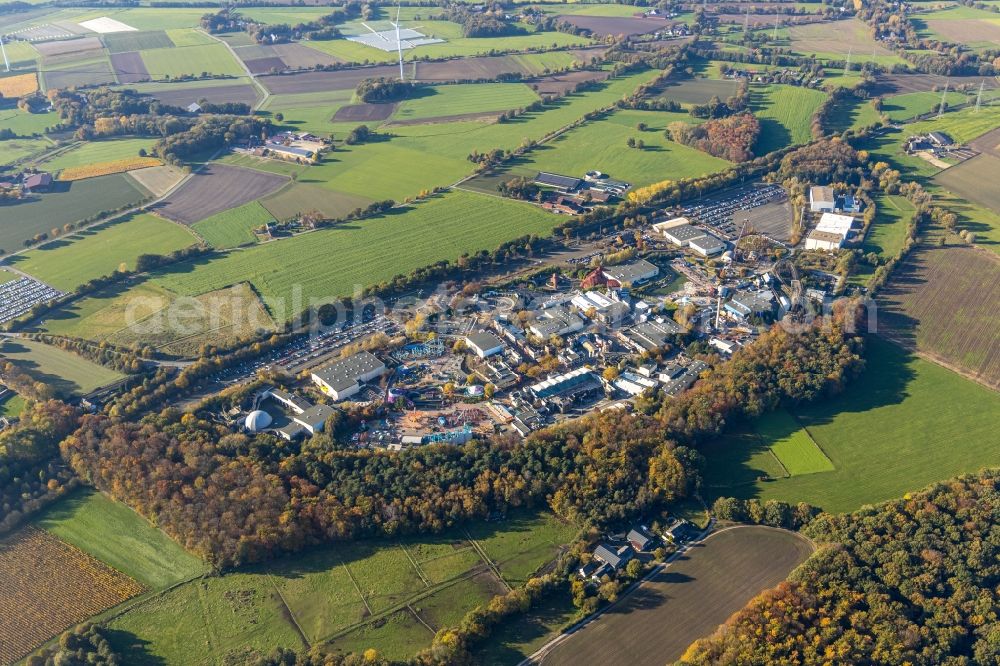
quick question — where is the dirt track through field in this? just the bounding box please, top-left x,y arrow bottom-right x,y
538,526 -> 813,666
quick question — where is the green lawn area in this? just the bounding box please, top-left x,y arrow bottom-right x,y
108,510 -> 577,663
825,95 -> 882,134
702,337 -> 1000,513
153,191 -> 559,319
0,337 -> 123,396
0,394 -> 26,418
34,489 -> 208,589
755,409 -> 834,476
33,138 -> 157,172
192,201 -> 274,248
140,43 -> 244,78
0,136 -> 50,167
505,108 -> 731,188
0,108 -> 57,137
11,213 -> 197,291
0,173 -> 150,256
750,84 -> 828,155
882,90 -> 971,122
851,194 -> 915,285
394,83 -> 540,121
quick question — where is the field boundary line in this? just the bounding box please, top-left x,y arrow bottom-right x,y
313,565 -> 490,645
399,542 -> 431,587
464,528 -> 512,592
266,573 -> 311,648
407,604 -> 437,635
787,412 -> 837,469
200,28 -> 269,111
338,556 -> 373,616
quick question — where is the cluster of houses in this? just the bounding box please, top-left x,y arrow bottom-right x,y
578,520 -> 698,581
536,170 -> 631,214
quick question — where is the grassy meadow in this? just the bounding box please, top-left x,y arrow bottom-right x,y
702,337 -> 1000,513
153,191 -> 558,318
0,338 -> 123,396
192,201 -> 274,248
750,84 -> 828,155
34,490 -> 208,589
12,213 -> 197,292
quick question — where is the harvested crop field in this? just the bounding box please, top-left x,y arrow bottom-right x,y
531,69 -> 611,96
870,73 -> 997,96
244,56 -> 286,74
127,164 -> 185,197
144,83 -> 261,108
969,126 -> 1000,157
260,64 -> 402,94
42,60 -> 116,91
332,102 -> 397,121
657,77 -> 740,105
0,526 -> 145,665
273,42 -> 342,68
0,72 -> 39,97
878,243 -> 1000,389
540,527 -> 813,666
557,15 -> 666,36
934,153 -> 1000,213
154,164 -> 288,224
109,51 -> 150,83
922,17 -> 1000,43
33,36 -> 103,58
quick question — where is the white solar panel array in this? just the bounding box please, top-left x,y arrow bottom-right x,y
346,28 -> 444,52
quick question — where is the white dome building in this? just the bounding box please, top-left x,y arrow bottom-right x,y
244,410 -> 272,432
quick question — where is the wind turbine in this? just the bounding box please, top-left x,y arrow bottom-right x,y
0,35 -> 9,73
390,2 -> 405,81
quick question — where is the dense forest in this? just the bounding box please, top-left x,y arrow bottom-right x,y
681,470 -> 1000,665
61,310 -> 863,568
668,113 -> 761,162
0,400 -> 80,533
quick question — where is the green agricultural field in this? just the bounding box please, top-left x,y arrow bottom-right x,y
394,83 -> 540,121
34,490 -> 208,589
498,108 -> 731,188
0,173 -> 149,259
102,30 -> 174,53
405,31 -> 593,60
0,269 -> 17,285
192,201 -> 274,248
702,337 -> 1000,513
261,182 -> 373,221
824,96 -> 882,134
296,69 -> 667,202
153,192 -> 558,319
11,213 -> 197,292
0,136 -> 50,167
39,281 -> 275,358
258,90 -> 356,135
0,40 -> 39,68
165,28 -> 217,47
140,43 -> 244,79
750,84 -> 828,155
301,39 -> 393,64
851,194 -> 915,285
882,90 -> 971,122
0,108 -> 58,137
0,338 -> 123,396
108,510 -> 577,663
755,409 -> 834,476
34,138 -> 157,172
655,78 -> 740,107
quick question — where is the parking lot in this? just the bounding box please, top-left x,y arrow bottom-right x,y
0,276 -> 62,325
679,183 -> 788,240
